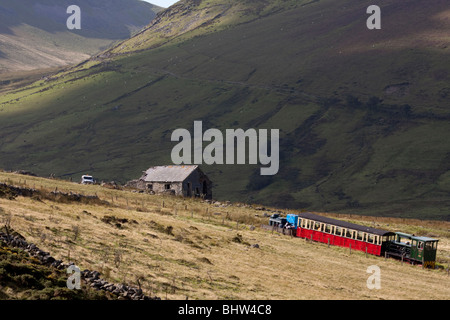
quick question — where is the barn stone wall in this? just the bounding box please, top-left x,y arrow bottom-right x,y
147,182 -> 183,196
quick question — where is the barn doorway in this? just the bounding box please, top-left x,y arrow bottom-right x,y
202,181 -> 208,196
187,182 -> 192,197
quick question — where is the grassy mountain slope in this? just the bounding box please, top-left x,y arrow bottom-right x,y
0,0 -> 449,219
0,172 -> 449,300
0,239 -> 112,300
0,0 -> 162,73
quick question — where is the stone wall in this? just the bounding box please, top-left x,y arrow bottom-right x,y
0,228 -> 160,300
148,182 -> 183,196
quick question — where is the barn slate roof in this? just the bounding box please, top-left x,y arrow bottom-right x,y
142,165 -> 199,182
298,212 -> 395,236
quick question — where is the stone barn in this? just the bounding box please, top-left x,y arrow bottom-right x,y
128,165 -> 212,200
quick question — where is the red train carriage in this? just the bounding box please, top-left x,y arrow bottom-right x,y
295,212 -> 396,256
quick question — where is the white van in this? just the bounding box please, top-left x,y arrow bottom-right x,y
81,175 -> 95,184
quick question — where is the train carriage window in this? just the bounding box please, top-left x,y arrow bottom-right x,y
325,224 -> 331,233
345,229 -> 352,238
305,220 -> 311,229
374,235 -> 379,245
314,222 -> 321,230
425,242 -> 433,250
357,232 -> 363,241
367,234 -> 374,243
335,227 -> 342,236
305,219 -> 311,229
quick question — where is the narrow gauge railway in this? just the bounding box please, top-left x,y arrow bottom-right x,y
267,212 -> 439,268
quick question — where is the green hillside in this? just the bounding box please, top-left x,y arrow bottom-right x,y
0,0 -> 162,73
0,0 -> 449,219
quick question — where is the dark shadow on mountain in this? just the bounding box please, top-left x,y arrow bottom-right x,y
0,0 -> 160,40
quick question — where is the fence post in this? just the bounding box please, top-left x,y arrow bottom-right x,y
349,244 -> 351,255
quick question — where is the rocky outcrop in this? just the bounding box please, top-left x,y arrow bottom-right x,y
0,182 -> 108,206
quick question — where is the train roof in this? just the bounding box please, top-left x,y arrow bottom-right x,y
297,212 -> 395,236
395,232 -> 439,242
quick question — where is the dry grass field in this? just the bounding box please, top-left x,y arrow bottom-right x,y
0,171 -> 449,300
